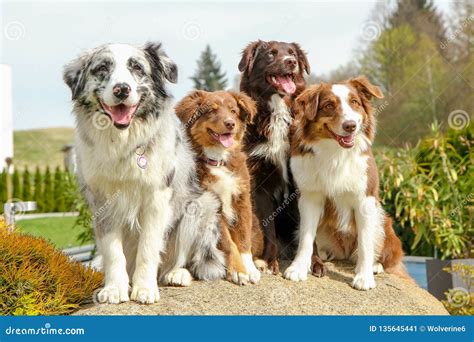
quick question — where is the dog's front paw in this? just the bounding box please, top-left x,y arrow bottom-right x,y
373,263 -> 384,274
311,259 -> 327,278
284,261 -> 309,282
227,270 -> 249,285
131,284 -> 160,304
352,272 -> 376,290
97,285 -> 129,304
241,254 -> 261,284
267,259 -> 280,275
163,268 -> 193,287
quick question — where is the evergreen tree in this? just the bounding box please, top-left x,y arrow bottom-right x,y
389,0 -> 446,55
0,169 -> 7,213
53,167 -> 66,212
33,167 -> 43,212
22,167 -> 32,201
190,45 -> 228,91
43,166 -> 54,212
12,169 -> 21,200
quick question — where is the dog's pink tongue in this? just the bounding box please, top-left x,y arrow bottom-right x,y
276,75 -> 296,95
109,104 -> 135,125
219,134 -> 234,148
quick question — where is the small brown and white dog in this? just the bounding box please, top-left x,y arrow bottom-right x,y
175,90 -> 264,285
285,76 -> 410,290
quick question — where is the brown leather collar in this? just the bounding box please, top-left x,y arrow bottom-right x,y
200,156 -> 226,167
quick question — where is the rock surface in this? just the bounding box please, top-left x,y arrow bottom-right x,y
75,261 -> 448,315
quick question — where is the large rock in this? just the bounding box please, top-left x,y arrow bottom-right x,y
75,261 -> 448,315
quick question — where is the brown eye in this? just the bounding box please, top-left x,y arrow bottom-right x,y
133,64 -> 143,72
325,103 -> 334,110
231,108 -> 236,114
288,48 -> 294,55
98,65 -> 108,72
351,99 -> 360,106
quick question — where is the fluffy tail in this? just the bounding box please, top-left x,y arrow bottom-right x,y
188,192 -> 225,281
380,216 -> 416,284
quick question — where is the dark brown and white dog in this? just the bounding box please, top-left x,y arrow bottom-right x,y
175,90 -> 264,285
285,76 -> 410,290
239,40 -> 310,273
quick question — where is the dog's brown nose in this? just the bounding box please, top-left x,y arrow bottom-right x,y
342,120 -> 357,133
113,82 -> 131,100
285,57 -> 297,69
224,119 -> 235,130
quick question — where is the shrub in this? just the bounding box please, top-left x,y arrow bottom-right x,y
0,219 -> 103,315
377,123 -> 473,259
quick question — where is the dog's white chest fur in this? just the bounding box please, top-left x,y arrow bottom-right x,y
208,166 -> 239,223
250,94 -> 292,183
291,137 -> 369,198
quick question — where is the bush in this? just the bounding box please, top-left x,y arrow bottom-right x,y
0,219 -> 103,315
377,123 -> 473,259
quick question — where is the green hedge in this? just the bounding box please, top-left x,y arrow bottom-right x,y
0,167 -> 79,214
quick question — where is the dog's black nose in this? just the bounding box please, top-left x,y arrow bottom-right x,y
342,120 -> 357,133
285,57 -> 297,69
224,119 -> 235,130
113,83 -> 131,100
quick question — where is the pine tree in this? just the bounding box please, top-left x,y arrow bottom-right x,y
0,169 -> 7,213
43,166 -> 54,212
12,169 -> 21,200
33,167 -> 43,212
190,45 -> 228,91
389,0 -> 446,55
53,167 -> 66,212
22,167 -> 32,201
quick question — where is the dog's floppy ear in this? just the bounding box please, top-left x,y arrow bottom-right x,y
144,42 -> 178,84
292,42 -> 310,75
349,75 -> 383,100
295,84 -> 321,121
238,40 -> 263,73
63,53 -> 90,100
175,90 -> 207,126
232,91 -> 257,124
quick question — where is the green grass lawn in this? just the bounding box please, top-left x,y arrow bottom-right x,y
16,216 -> 93,249
13,127 -> 74,171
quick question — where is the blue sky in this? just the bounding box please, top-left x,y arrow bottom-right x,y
1,0 -> 452,130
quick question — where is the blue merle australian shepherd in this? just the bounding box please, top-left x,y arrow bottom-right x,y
63,42 -> 225,304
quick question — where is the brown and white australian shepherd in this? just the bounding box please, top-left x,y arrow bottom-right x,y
285,76 -> 411,290
239,40 -> 310,274
175,90 -> 264,285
